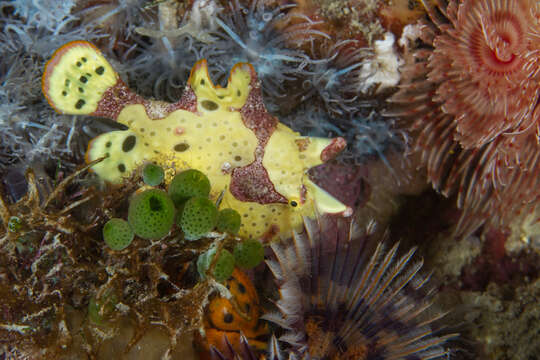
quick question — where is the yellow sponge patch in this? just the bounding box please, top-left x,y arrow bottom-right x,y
303,178 -> 348,214
41,40 -> 350,240
189,60 -> 251,111
263,124 -> 331,202
90,104 -> 258,191
86,130 -> 146,183
221,191 -> 307,239
42,41 -> 118,115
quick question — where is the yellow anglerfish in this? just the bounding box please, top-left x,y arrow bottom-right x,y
42,41 -> 351,239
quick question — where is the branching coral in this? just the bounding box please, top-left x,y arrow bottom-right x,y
386,0 -> 540,235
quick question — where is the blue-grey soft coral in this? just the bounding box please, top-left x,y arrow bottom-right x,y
10,0 -> 76,30
75,0 -> 151,54
118,34 -> 203,101
111,0 -> 218,101
283,103 -> 406,173
203,0 -> 328,110
300,40 -> 375,116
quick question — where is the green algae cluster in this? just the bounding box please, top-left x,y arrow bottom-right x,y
101,166 -> 243,247
196,238 -> 264,283
100,165 -> 264,282
169,169 -> 241,241
168,169 -> 211,207
197,245 -> 236,283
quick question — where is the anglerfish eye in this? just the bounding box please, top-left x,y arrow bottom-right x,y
290,200 -> 298,207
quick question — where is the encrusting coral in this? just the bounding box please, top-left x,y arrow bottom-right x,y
41,40 -> 352,240
386,0 -> 540,235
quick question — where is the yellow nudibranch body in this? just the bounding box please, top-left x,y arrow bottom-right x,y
42,41 -> 350,239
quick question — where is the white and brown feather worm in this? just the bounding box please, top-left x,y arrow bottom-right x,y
261,216 -> 457,360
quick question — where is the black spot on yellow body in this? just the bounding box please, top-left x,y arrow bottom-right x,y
75,99 -> 85,109
78,87 -> 84,93
122,135 -> 136,152
118,164 -> 126,172
82,57 -> 87,62
174,143 -> 189,152
62,91 -> 67,96
201,100 -> 219,111
95,66 -> 104,75
79,76 -> 87,83
105,141 -> 112,148
76,61 -> 82,67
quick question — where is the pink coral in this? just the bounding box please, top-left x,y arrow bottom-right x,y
387,0 -> 540,235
